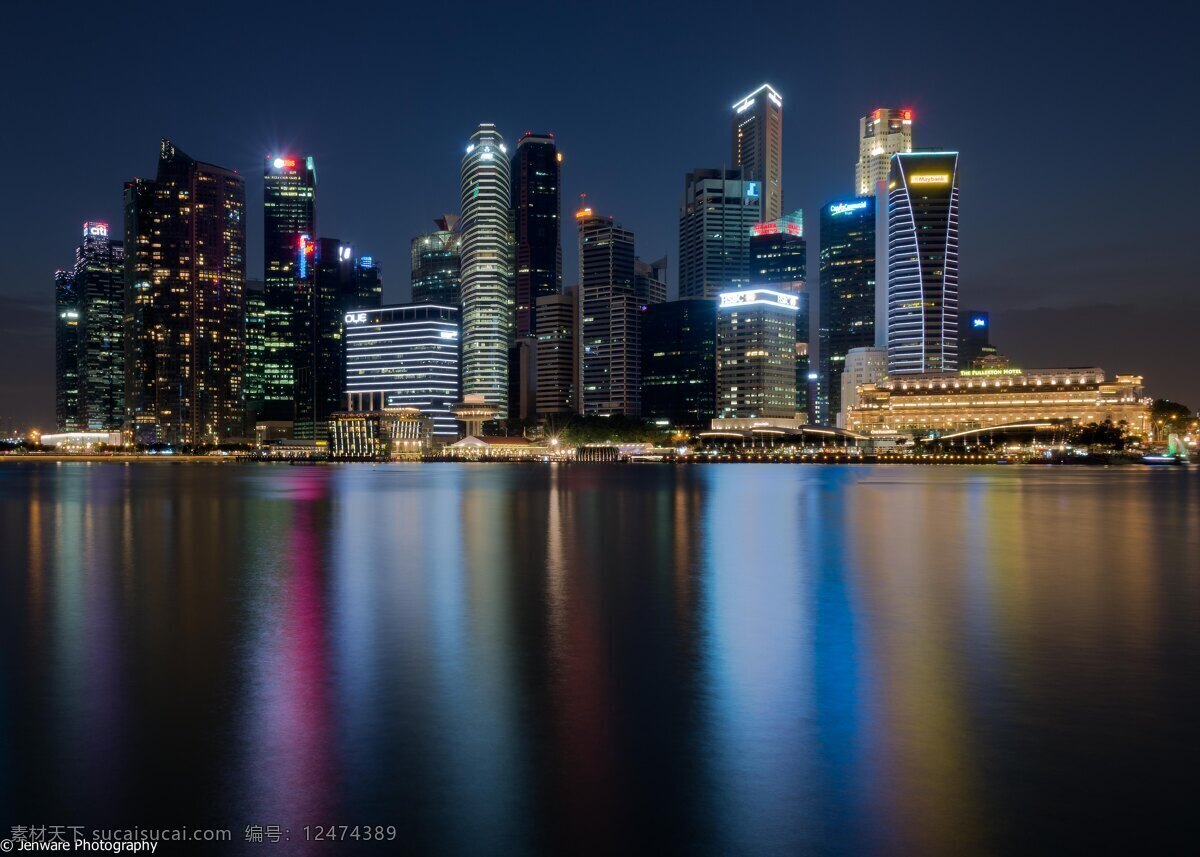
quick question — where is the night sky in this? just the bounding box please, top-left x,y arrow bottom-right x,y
1,1 -> 1194,430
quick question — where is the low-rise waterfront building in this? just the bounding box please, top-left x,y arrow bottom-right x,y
329,407 -> 434,460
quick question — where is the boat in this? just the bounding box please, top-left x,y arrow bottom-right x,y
1141,454 -> 1185,466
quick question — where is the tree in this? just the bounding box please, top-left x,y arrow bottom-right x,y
1151,399 -> 1192,436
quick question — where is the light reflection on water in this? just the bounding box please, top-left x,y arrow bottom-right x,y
2,462 -> 1197,855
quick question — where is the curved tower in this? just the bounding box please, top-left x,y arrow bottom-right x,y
459,124 -> 514,413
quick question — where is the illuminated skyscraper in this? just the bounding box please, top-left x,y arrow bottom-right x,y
123,139 -> 246,445
716,289 -> 799,419
578,207 -> 640,417
244,279 -> 266,427
818,196 -> 877,421
535,288 -> 577,417
856,108 -> 914,197
511,133 -> 562,337
885,151 -> 960,375
411,216 -> 461,305
678,167 -> 760,298
749,210 -> 808,415
263,153 -> 316,422
459,124 -> 514,413
54,268 -> 81,432
731,84 -> 783,221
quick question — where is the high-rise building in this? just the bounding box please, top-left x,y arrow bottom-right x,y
749,210 -> 808,416
351,255 -> 383,310
716,289 -> 799,419
634,256 -> 668,305
578,207 -> 640,417
293,237 -> 353,440
678,167 -> 760,299
344,303 -> 461,441
886,151 -> 960,375
54,222 -> 125,432
837,346 -> 888,426
459,124 -> 514,414
511,133 -> 562,337
958,310 -> 996,367
731,84 -> 783,221
411,216 -> 461,305
244,280 -> 266,428
818,196 -> 877,422
856,108 -> 914,197
263,154 -> 316,422
535,288 -> 577,417
54,268 -> 81,432
641,298 -> 717,429
123,140 -> 246,445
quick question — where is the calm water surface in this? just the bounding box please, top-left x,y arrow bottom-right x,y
1,462 -> 1197,855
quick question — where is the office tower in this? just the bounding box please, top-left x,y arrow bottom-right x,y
716,289 -> 799,419
750,210 -> 809,415
678,167 -> 760,298
411,216 -> 461,305
856,108 -> 914,197
535,288 -> 577,417
293,237 -> 356,440
344,303 -> 461,440
459,124 -> 514,413
244,280 -> 266,427
838,346 -> 888,426
54,222 -> 125,432
578,207 -> 640,416
641,298 -> 717,429
507,337 -> 537,421
958,310 -> 996,367
886,151 -> 960,375
123,139 -> 246,445
731,83 -> 783,221
350,255 -> 383,310
55,269 -> 81,432
818,196 -> 877,422
634,256 -> 668,305
511,133 -> 562,337
263,153 -> 316,422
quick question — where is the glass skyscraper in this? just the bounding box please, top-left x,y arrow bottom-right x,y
578,208 -> 640,417
749,210 -> 808,416
678,167 -> 760,299
511,133 -> 562,338
731,84 -> 783,222
411,216 -> 461,305
641,298 -> 717,429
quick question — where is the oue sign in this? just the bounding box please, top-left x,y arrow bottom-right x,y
344,312 -> 368,324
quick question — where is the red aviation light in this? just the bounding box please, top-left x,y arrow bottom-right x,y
903,110 -> 913,120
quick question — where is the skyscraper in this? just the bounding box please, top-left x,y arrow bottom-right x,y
731,84 -> 783,221
749,210 -> 808,416
54,268 -> 81,432
641,298 -> 717,429
123,139 -> 246,445
578,207 -> 640,417
634,257 -> 668,305
535,288 -> 577,417
511,133 -> 562,337
459,124 -> 514,414
678,167 -> 760,299
244,279 -> 266,428
958,310 -> 996,367
411,216 -> 461,305
716,289 -> 799,419
856,108 -> 914,197
293,237 -> 355,440
263,154 -> 316,422
54,222 -> 125,432
885,151 -> 960,375
818,196 -> 877,422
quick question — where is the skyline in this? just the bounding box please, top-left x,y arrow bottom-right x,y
1,2 -> 1194,428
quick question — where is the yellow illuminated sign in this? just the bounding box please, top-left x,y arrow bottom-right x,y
910,173 -> 950,185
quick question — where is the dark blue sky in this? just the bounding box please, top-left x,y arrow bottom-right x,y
1,1 -> 1195,428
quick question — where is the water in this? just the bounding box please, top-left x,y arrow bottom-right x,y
1,462 -> 1197,855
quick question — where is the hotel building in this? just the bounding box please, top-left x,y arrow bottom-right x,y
344,303 -> 461,441
843,366 -> 1152,437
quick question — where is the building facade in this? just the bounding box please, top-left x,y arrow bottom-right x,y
886,151 -> 960,375
123,140 -> 246,445
641,298 -> 717,429
679,167 -> 760,298
856,108 -> 914,197
578,209 -> 640,417
55,268 -> 82,432
634,257 -> 668,305
716,289 -> 799,419
244,279 -> 266,429
819,196 -> 877,423
263,154 -> 317,423
535,289 -> 577,417
844,367 -> 1152,437
411,216 -> 461,306
958,310 -> 995,367
344,303 -> 461,441
837,346 -> 888,426
511,133 -> 562,338
731,83 -> 783,221
459,124 -> 514,414
749,210 -> 808,415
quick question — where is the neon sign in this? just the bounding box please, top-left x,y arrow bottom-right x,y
745,182 -> 760,198
829,200 -> 868,216
719,290 -> 799,310
272,157 -> 297,169
972,317 -> 987,328
960,368 -> 1022,377
344,312 -> 367,324
750,221 -> 802,237
83,222 -> 108,237
910,174 -> 950,185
